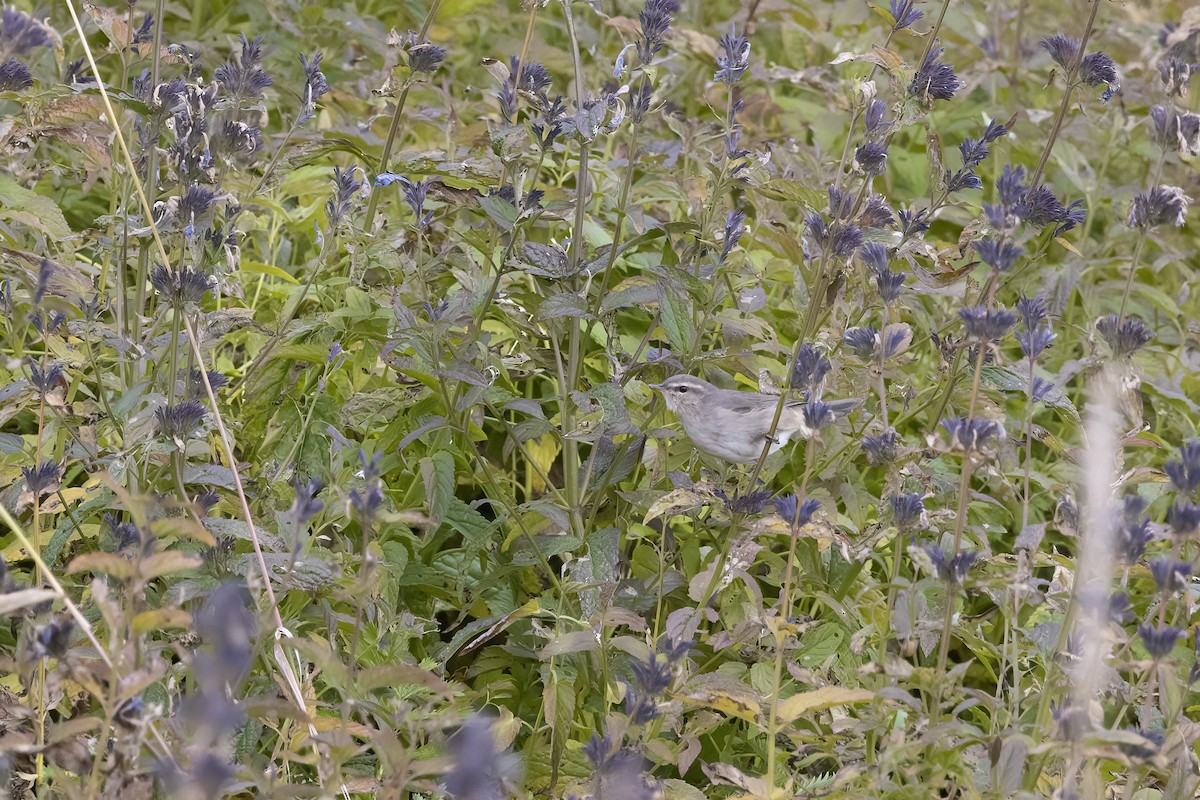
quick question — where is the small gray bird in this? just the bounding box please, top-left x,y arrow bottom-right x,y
650,375 -> 860,463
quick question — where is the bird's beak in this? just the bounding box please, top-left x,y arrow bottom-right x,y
648,383 -> 664,390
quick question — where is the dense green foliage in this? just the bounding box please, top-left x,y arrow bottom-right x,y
2,0 -> 1200,797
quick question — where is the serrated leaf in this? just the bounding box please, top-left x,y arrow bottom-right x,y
680,673 -> 761,723
600,281 -> 659,313
66,552 -> 136,580
537,291 -> 592,320
1055,236 -> 1083,257
150,516 -> 216,547
478,194 -> 518,229
658,282 -> 696,354
421,450 -> 455,525
829,45 -> 907,78
520,242 -> 574,278
240,260 -> 300,284
444,496 -> 497,552
798,623 -> 846,667
981,364 -> 1079,420
0,176 -> 71,242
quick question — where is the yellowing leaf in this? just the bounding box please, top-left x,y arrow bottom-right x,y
1055,236 -> 1083,257
132,608 -> 192,634
67,552 -> 136,580
775,686 -> 874,724
138,552 -> 204,580
644,486 -> 719,524
681,686 -> 761,723
524,433 -> 560,496
150,516 -> 217,547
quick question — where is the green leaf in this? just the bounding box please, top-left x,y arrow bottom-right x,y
241,260 -> 300,285
541,662 -> 577,784
444,496 -> 498,552
537,292 -> 592,321
420,450 -> 455,525
478,194 -> 518,230
981,364 -> 1079,421
0,176 -> 71,242
798,623 -> 847,667
658,282 -> 696,353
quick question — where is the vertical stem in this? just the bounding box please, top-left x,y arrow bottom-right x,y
1116,229 -> 1147,326
362,0 -> 443,229
917,0 -> 953,70
561,0 -> 590,540
935,458 -> 974,672
1029,0 -> 1101,187
878,527 -> 905,665
765,442 -> 815,793
1020,355 -> 1036,530
1009,0 -> 1027,109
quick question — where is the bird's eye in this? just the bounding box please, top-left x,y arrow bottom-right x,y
676,386 -> 688,394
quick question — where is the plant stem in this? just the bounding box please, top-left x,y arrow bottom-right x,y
561,0 -> 591,543
1029,0 -> 1101,187
934,457 -> 973,684
362,0 -> 443,230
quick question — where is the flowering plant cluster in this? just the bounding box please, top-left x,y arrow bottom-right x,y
0,1 -> 1197,798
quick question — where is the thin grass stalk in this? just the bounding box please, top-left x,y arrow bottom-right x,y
66,0 -> 285,637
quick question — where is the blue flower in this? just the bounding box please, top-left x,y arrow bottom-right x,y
408,41 -> 447,74
1165,440 -> 1200,495
909,46 -> 961,103
855,140 -> 888,175
974,238 -> 1022,272
776,495 -> 820,527
958,306 -> 1016,341
1040,34 -> 1079,69
1017,326 -> 1055,360
1096,314 -> 1154,357
843,327 -> 879,359
889,0 -> 922,31
790,344 -> 831,394
858,242 -> 888,275
802,400 -> 837,432
1128,186 -> 1189,228
864,99 -> 889,135
924,543 -> 978,584
862,430 -> 898,465
898,206 -> 929,239
1168,500 -> 1200,537
715,25 -> 750,84
889,493 -> 925,530
941,416 -> 1003,451
1138,624 -> 1182,660
156,400 -> 207,442
1149,557 -> 1191,594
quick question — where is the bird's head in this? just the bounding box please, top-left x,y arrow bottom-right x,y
650,374 -> 714,416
